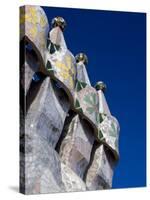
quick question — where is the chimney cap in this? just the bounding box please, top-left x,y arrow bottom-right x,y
75,53 -> 88,66
51,16 -> 66,31
95,81 -> 107,92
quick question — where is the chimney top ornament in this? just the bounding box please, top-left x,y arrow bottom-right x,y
95,81 -> 107,92
75,53 -> 88,66
51,16 -> 67,31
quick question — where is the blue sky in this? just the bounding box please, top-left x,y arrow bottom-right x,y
43,6 -> 146,189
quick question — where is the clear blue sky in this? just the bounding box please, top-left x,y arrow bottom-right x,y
43,6 -> 146,189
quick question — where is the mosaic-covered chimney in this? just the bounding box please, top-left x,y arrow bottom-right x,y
20,5 -> 120,194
